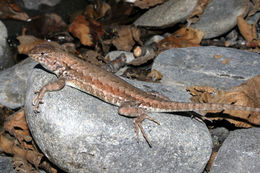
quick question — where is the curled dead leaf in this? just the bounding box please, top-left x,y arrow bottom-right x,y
147,70 -> 162,81
111,25 -> 142,51
158,27 -> 204,51
84,0 -> 111,19
0,0 -> 29,21
187,0 -> 211,25
69,15 -> 104,46
187,74 -> 260,127
1,109 -> 57,172
237,15 -> 257,42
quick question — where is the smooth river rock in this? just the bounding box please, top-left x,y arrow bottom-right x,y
0,58 -> 37,109
152,46 -> 260,90
25,68 -> 212,173
134,0 -> 198,28
0,21 -> 15,70
191,0 -> 248,39
210,128 -> 260,173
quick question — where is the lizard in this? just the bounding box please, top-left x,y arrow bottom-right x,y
28,43 -> 260,146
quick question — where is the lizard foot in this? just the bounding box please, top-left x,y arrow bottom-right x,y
32,92 -> 43,113
134,114 -> 160,147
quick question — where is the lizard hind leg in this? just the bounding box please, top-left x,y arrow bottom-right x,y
118,101 -> 160,147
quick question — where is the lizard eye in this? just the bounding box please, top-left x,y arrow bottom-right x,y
41,52 -> 46,56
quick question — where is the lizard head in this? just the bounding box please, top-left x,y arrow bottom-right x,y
29,43 -> 66,75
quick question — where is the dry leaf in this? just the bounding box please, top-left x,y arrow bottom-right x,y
147,70 -> 162,81
69,15 -> 104,46
1,109 -> 57,173
213,54 -> 223,59
158,27 -> 204,51
17,35 -> 60,54
84,0 -> 111,19
4,110 -> 31,145
133,0 -> 165,9
0,0 -> 29,21
111,25 -> 141,51
237,15 -> 257,42
26,13 -> 67,37
221,58 -> 230,65
187,0 -> 211,25
187,74 -> 260,127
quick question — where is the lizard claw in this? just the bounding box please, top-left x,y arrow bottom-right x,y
134,114 -> 160,147
32,91 -> 43,113
33,109 -> 40,114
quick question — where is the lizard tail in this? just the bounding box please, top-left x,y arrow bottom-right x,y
143,101 -> 260,113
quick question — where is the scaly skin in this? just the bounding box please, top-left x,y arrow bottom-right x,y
29,44 -> 260,146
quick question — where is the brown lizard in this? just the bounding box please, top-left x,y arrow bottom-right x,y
28,44 -> 260,146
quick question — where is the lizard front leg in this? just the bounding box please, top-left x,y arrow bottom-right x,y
118,101 -> 160,147
32,77 -> 66,113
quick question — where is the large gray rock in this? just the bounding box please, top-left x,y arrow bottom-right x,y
25,68 -> 212,173
191,0 -> 248,39
210,128 -> 260,173
152,46 -> 260,90
0,21 -> 15,70
0,58 -> 37,109
134,0 -> 198,28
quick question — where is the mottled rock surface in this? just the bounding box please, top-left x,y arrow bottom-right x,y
152,46 -> 260,90
210,128 -> 260,173
0,156 -> 16,173
191,0 -> 248,38
0,21 -> 15,70
134,0 -> 198,28
0,59 -> 37,109
25,68 -> 212,173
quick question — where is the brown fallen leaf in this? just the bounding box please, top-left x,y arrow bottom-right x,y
0,0 -> 29,21
69,15 -> 104,46
187,0 -> 211,26
24,13 -> 67,38
133,0 -> 165,9
13,156 -> 38,173
187,74 -> 260,127
221,58 -> 230,65
157,27 -> 204,51
17,35 -> 60,54
1,109 -> 57,173
213,54 -> 223,59
84,0 -> 111,20
147,69 -> 162,81
237,15 -> 257,42
111,25 -> 142,51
